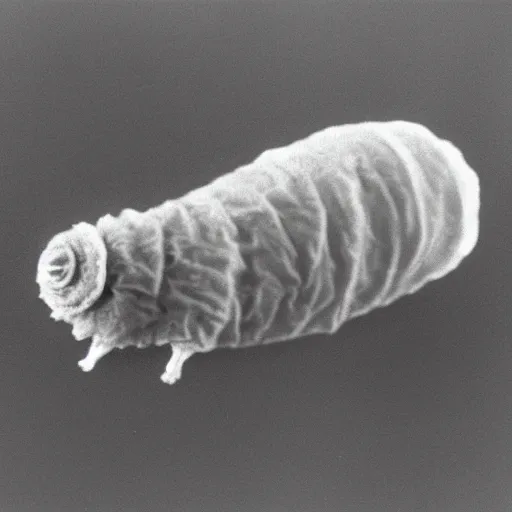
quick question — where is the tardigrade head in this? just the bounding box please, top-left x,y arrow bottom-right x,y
36,222 -> 107,322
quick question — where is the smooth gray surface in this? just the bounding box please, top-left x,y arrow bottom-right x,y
1,3 -> 510,512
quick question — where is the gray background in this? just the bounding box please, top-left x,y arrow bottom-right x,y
2,3 -> 511,512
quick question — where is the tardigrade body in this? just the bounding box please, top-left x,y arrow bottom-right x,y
36,121 -> 480,385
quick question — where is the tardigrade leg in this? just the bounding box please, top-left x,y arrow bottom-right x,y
160,344 -> 197,385
78,336 -> 114,372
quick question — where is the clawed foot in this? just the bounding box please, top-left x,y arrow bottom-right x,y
78,337 -> 113,373
160,368 -> 182,385
160,345 -> 196,386
78,358 -> 95,372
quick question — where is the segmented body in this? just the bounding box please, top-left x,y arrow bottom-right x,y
132,120 -> 479,352
37,120 -> 480,383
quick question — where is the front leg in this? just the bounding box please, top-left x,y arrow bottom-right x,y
160,344 -> 197,385
78,335 -> 114,372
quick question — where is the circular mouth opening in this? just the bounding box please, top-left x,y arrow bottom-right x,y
38,240 -> 77,290
37,222 -> 108,317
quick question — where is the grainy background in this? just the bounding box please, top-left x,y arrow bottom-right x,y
2,3 -> 511,512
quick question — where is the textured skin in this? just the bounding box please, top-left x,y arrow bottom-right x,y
131,120 -> 479,351
37,120 -> 480,383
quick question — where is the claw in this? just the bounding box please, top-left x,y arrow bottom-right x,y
160,371 -> 181,385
